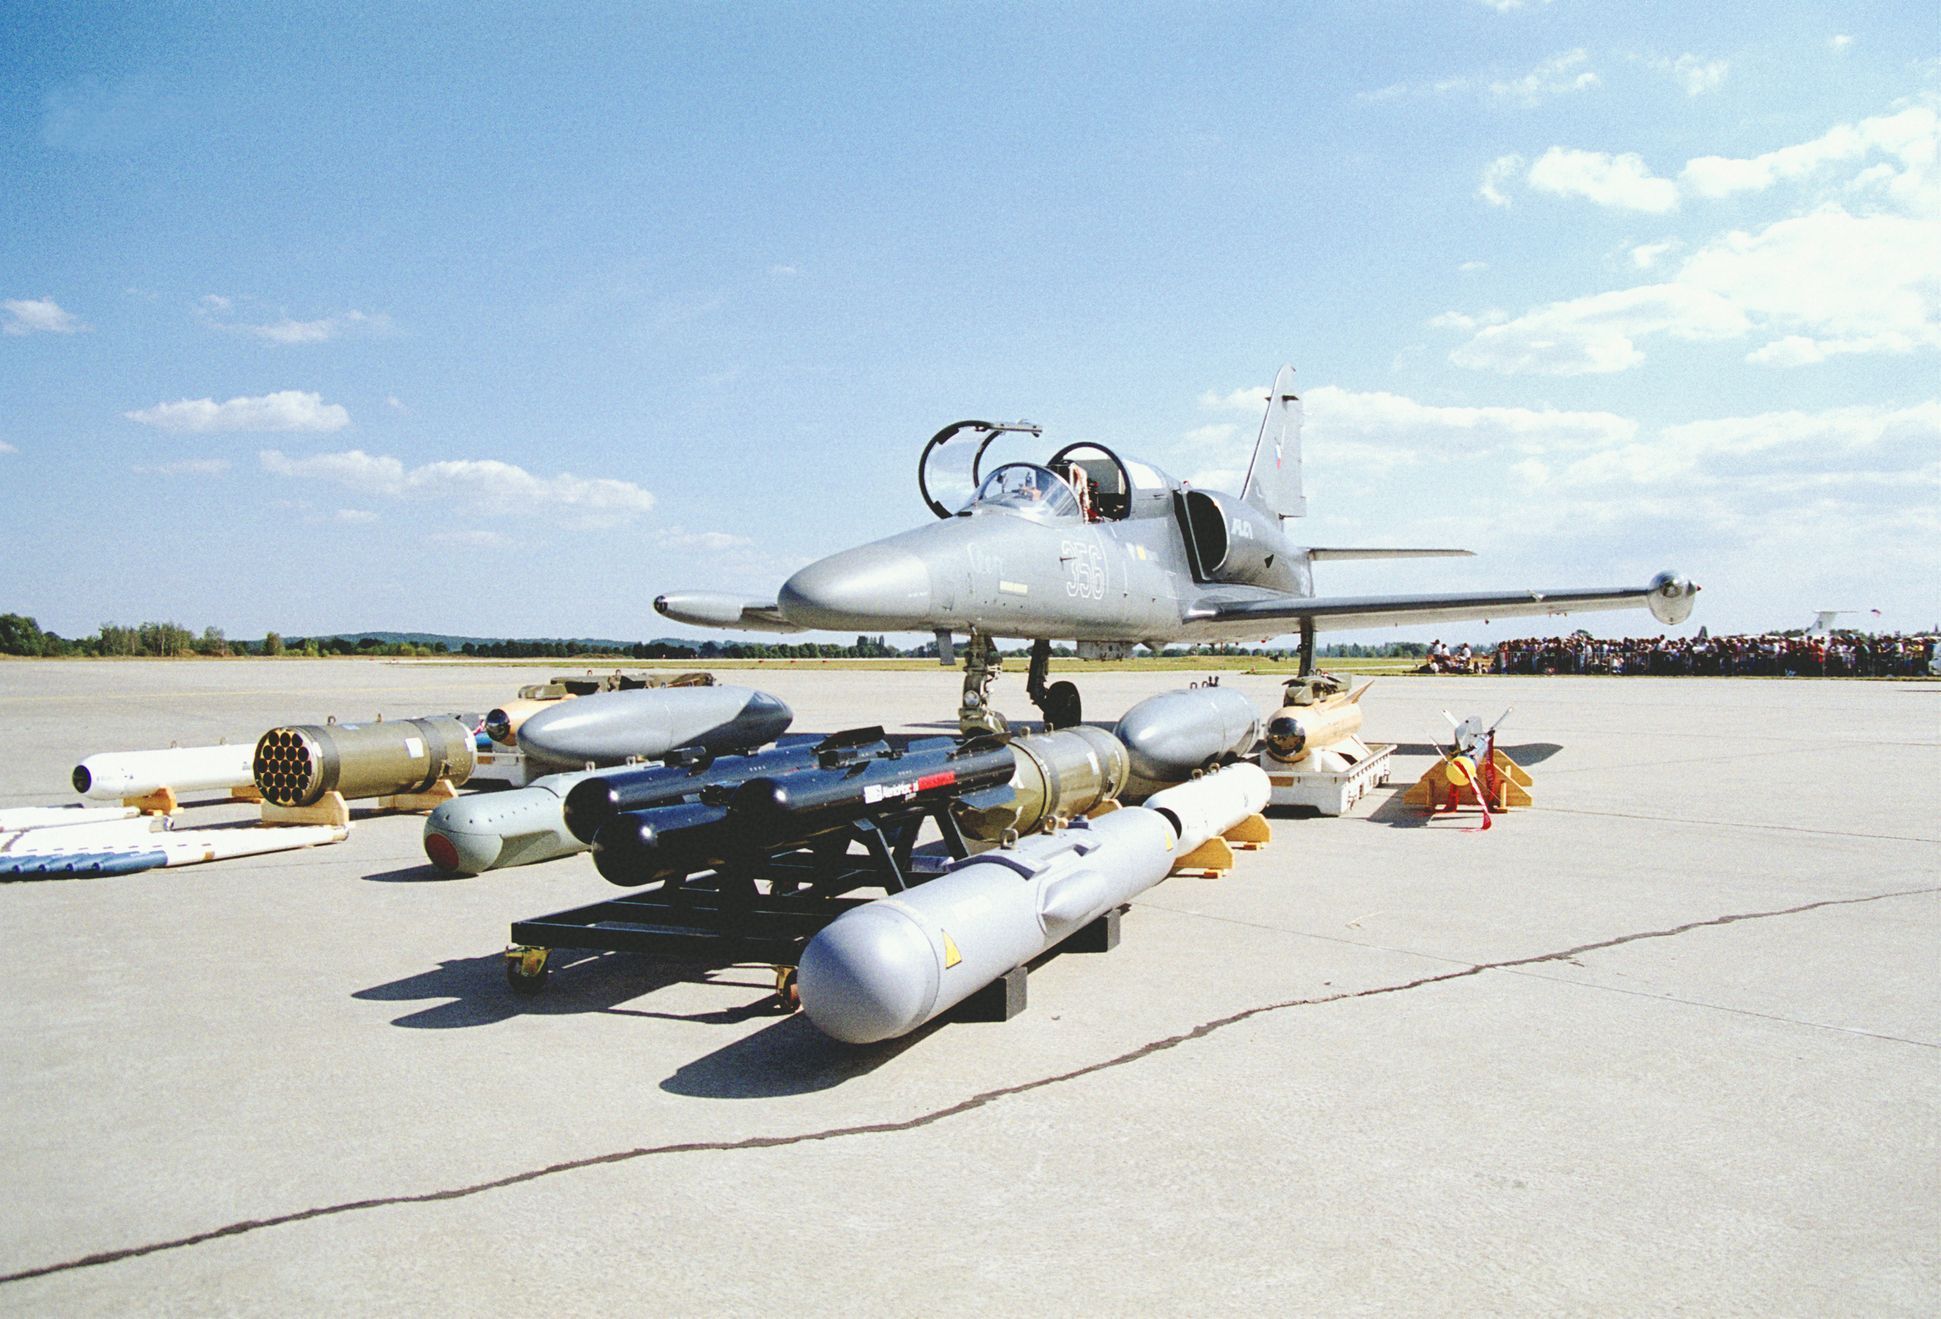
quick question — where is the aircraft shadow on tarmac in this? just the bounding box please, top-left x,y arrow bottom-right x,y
353,951 -> 790,1029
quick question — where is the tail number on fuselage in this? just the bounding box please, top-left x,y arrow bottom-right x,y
1062,538 -> 1106,601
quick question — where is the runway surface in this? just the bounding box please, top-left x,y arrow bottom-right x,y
0,660 -> 1935,1313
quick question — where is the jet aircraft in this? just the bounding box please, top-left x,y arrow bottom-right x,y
657,366 -> 1698,731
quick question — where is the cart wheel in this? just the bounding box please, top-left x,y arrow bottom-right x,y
773,965 -> 801,1012
506,946 -> 550,995
1042,681 -> 1082,730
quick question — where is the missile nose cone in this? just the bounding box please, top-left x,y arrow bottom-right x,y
798,905 -> 942,1044
742,690 -> 794,743
779,547 -> 933,630
423,805 -> 504,876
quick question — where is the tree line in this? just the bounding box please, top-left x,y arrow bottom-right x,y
3,613 -> 1437,662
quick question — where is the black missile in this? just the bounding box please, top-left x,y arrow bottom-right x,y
729,737 -> 1015,837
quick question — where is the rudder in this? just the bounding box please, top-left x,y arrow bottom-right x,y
1239,364 -> 1305,521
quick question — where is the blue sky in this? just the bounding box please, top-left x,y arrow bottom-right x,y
3,1 -> 1936,643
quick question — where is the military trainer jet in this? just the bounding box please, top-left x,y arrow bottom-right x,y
657,366 -> 1698,731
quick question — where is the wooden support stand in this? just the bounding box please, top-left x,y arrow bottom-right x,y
230,784 -> 263,803
1170,814 -> 1271,877
377,778 -> 460,814
124,787 -> 179,816
261,791 -> 352,828
1402,749 -> 1534,813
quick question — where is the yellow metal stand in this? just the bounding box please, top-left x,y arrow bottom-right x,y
1403,749 -> 1533,812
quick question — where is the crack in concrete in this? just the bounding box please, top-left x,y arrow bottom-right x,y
4,883 -> 1933,1288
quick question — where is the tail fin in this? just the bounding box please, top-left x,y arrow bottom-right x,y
1239,364 -> 1305,521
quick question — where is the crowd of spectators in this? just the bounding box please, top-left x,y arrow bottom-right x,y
1418,633 -> 1938,677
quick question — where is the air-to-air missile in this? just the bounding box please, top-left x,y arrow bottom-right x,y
252,716 -> 478,807
514,685 -> 792,775
590,731 -> 1001,887
72,744 -> 256,804
796,762 -> 1272,1043
1261,677 -> 1372,771
1,804 -> 150,833
1112,684 -> 1262,797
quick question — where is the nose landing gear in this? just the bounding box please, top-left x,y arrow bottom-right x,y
956,633 -> 1084,734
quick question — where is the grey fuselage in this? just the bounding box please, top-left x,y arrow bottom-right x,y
778,477 -> 1313,646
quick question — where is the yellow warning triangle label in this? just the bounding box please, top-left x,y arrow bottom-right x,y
941,930 -> 962,968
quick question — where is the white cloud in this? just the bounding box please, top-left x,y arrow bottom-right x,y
1490,49 -> 1599,106
0,439 -> 15,455
1459,260 -> 1489,273
385,395 -> 406,412
1680,105 -> 1939,200
1198,385 -> 1269,413
1479,154 -> 1524,206
335,508 -> 378,523
1183,422 -> 1239,444
1473,0 -> 1552,12
1654,54 -> 1728,96
655,527 -> 754,552
1680,208 -> 1941,354
1528,147 -> 1680,212
1628,239 -> 1681,269
769,264 -> 801,277
1450,283 -> 1750,375
1830,35 -> 1854,52
4,297 -> 87,335
124,390 -> 351,433
1557,403 -> 1941,487
197,298 -> 392,343
1305,385 -> 1637,451
131,457 -> 231,476
259,449 -> 657,526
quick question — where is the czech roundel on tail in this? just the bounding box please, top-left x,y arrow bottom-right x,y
657,366 -> 1698,730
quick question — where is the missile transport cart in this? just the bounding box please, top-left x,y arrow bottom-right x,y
1259,742 -> 1394,816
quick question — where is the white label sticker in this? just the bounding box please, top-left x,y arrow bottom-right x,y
404,737 -> 424,758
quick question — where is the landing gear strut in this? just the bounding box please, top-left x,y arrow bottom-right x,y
958,630 -> 1007,735
1026,638 -> 1082,731
956,634 -> 1084,734
1299,619 -> 1316,677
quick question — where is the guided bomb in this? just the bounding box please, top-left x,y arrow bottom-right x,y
1113,684 -> 1262,797
252,716 -> 477,808
515,685 -> 792,774
797,763 -> 1270,1043
421,768 -> 604,875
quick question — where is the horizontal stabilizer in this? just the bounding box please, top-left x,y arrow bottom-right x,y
653,592 -> 804,634
1306,548 -> 1474,562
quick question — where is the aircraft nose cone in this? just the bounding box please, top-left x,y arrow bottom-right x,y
779,547 -> 933,629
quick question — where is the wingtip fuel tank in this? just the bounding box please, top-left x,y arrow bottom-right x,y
1647,571 -> 1699,626
515,685 -> 793,774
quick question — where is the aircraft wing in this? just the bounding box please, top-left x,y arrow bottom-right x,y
1187,573 -> 1697,633
653,592 -> 805,634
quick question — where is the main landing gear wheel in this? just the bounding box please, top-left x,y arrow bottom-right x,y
506,945 -> 550,995
1041,681 -> 1082,730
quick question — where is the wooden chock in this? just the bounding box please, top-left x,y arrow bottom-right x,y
230,784 -> 264,803
1171,835 -> 1236,878
1085,799 -> 1123,819
377,778 -> 460,814
125,786 -> 180,816
1224,812 -> 1272,850
261,791 -> 351,828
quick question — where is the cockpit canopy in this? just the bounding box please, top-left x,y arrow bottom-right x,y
963,463 -> 1082,520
